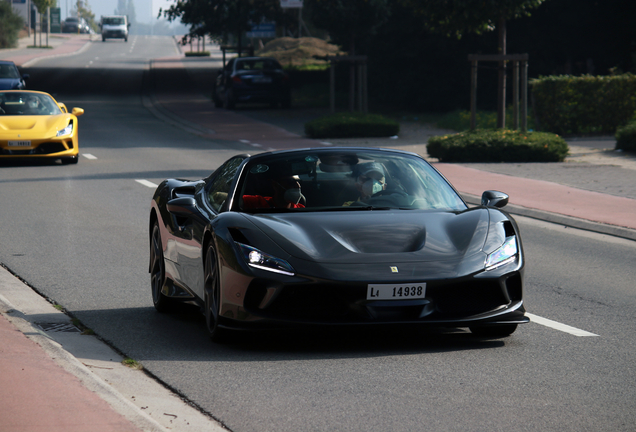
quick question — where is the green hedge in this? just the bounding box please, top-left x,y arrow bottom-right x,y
531,74 -> 636,136
616,120 -> 636,152
427,129 -> 569,162
436,109 -> 536,132
305,112 -> 399,139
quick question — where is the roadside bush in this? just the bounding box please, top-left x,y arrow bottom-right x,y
427,129 -> 569,162
437,109 -> 535,132
615,120 -> 636,152
531,74 -> 636,136
0,2 -> 23,49
305,112 -> 399,139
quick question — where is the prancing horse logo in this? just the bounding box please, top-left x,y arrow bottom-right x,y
390,266 -> 398,273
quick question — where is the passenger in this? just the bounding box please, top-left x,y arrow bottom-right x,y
343,162 -> 387,206
243,175 -> 305,209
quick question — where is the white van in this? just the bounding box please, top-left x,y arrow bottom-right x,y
100,15 -> 130,42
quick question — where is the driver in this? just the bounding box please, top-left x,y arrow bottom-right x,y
24,95 -> 44,114
343,162 -> 387,206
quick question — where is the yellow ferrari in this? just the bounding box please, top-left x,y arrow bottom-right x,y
0,90 -> 84,164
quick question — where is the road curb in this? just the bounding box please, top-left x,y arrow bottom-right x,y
0,265 -> 225,432
1,308 -> 168,432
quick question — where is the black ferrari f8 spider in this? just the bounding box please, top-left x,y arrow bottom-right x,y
149,148 -> 528,342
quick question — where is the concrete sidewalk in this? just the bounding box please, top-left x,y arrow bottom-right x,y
1,33 -> 93,67
1,34 -> 635,432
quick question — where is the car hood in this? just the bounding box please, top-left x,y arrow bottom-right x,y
0,114 -> 72,138
0,78 -> 23,90
243,208 -> 491,265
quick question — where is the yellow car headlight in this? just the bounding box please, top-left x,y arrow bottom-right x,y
56,122 -> 73,137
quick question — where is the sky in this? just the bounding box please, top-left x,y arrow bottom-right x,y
62,0 -> 175,23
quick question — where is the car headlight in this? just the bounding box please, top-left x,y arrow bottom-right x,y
56,122 -> 73,137
485,236 -> 518,270
237,243 -> 295,276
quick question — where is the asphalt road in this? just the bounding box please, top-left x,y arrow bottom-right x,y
1,36 -> 635,432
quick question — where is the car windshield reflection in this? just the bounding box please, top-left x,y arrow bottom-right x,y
232,149 -> 467,213
0,91 -> 63,116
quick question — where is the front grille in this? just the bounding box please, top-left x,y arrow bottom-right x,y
1,142 -> 69,155
427,280 -> 509,318
244,276 -> 515,324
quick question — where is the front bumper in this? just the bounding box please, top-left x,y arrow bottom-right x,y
103,30 -> 127,38
217,261 -> 528,330
0,138 -> 78,159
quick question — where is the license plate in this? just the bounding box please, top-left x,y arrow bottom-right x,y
253,76 -> 272,83
367,283 -> 427,300
8,141 -> 31,147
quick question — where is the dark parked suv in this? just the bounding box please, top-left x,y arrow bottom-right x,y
213,57 -> 291,109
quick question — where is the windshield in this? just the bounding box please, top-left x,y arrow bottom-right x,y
0,63 -> 20,79
233,149 -> 467,213
0,92 -> 63,116
103,17 -> 125,25
235,59 -> 283,71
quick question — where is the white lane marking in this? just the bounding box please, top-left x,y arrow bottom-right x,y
526,313 -> 599,337
250,143 -> 262,148
239,139 -> 250,143
135,179 -> 158,188
320,141 -> 333,146
82,153 -> 97,160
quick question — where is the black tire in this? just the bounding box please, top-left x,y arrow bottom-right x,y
212,85 -> 223,108
223,89 -> 235,110
150,222 -> 174,312
469,324 -> 518,338
204,243 -> 230,343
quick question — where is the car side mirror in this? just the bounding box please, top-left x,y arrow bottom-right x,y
22,74 -> 30,81
481,190 -> 509,208
72,107 -> 84,117
167,197 -> 197,217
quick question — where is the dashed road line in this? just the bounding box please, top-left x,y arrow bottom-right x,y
135,179 -> 158,188
527,313 -> 598,337
82,153 -> 97,160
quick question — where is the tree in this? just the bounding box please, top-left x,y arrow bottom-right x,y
0,1 -> 24,49
402,0 -> 546,127
305,0 -> 390,56
304,0 -> 390,111
70,1 -> 97,31
160,0 -> 282,54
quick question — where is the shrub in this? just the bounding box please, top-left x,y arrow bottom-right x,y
437,109 -> 535,132
0,2 -> 23,49
305,112 -> 399,139
616,120 -> 636,152
531,74 -> 636,136
427,129 -> 569,162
